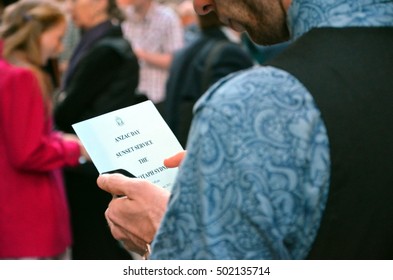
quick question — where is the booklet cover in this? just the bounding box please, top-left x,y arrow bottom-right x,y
72,101 -> 183,191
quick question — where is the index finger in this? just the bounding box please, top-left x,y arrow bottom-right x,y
164,150 -> 186,168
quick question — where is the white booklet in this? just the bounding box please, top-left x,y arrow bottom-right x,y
72,100 -> 183,191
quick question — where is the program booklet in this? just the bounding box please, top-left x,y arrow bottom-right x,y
72,100 -> 184,191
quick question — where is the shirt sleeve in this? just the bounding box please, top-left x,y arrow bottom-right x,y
151,66 -> 330,259
1,67 -> 80,172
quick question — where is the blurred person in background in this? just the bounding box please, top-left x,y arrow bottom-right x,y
0,0 -> 88,259
54,0 -> 139,260
165,12 -> 254,147
55,0 -> 81,79
175,0 -> 199,46
1,1 -> 65,90
117,0 -> 183,114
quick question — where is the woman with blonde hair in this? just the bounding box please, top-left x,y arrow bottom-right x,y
0,0 -> 88,259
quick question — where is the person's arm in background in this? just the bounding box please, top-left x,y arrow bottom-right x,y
1,66 -> 84,171
133,48 -> 172,69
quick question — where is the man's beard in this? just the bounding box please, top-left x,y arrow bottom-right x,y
245,0 -> 290,45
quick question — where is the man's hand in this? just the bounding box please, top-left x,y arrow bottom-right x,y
97,174 -> 170,256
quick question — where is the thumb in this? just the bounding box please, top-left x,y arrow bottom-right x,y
97,173 -> 129,196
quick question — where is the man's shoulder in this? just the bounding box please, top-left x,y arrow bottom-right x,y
201,66 -> 298,100
194,65 -> 315,124
96,36 -> 132,53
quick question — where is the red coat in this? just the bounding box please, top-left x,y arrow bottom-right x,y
0,59 -> 81,258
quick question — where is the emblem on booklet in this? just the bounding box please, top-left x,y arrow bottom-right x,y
116,116 -> 124,126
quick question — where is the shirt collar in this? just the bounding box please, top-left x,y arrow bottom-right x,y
288,0 -> 393,40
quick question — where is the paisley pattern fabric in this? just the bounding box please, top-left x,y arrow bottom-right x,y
151,0 -> 393,259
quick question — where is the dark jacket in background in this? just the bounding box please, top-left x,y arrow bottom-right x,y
55,21 -> 139,131
54,20 -> 139,260
165,27 -> 254,147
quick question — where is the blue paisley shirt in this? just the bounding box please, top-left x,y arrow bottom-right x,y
151,0 -> 393,259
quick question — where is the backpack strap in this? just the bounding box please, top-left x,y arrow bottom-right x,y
201,40 -> 230,92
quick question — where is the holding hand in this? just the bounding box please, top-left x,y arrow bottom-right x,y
61,133 -> 91,162
96,151 -> 186,256
97,174 -> 170,256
